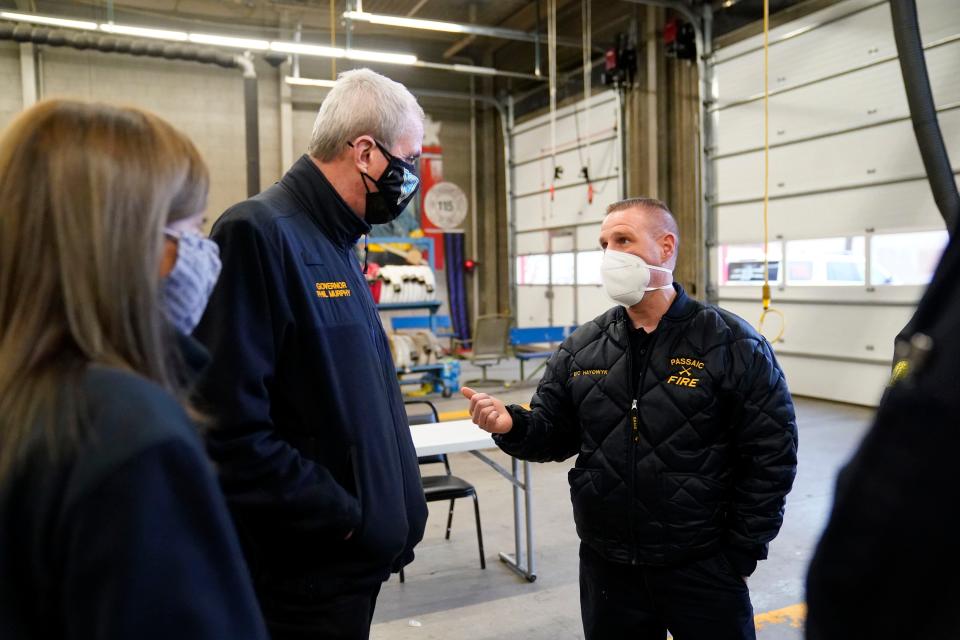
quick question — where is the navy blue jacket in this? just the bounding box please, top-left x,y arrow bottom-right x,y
0,366 -> 267,640
194,155 -> 427,595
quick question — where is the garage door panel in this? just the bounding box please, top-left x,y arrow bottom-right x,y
776,355 -> 888,406
714,0 -> 959,107
716,179 -> 949,243
516,231 -> 550,255
715,3 -> 896,106
716,41 -> 960,155
577,286 -> 612,324
517,286 -> 551,326
719,300 -> 912,362
513,95 -> 619,164
716,109 -> 960,203
551,286 -> 576,326
514,178 -> 617,232
515,140 -> 619,195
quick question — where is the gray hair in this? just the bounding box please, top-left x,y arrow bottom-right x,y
308,68 -> 425,162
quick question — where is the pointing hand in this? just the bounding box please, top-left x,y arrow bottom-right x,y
460,387 -> 514,434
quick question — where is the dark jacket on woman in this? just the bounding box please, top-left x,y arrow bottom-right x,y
0,365 -> 267,639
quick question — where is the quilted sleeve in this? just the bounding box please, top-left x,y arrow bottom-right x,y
725,337 -> 799,566
493,347 -> 580,462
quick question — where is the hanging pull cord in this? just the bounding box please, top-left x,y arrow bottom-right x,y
758,0 -> 784,344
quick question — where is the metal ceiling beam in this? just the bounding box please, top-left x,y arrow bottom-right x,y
439,0 -> 595,59
344,9 -> 586,49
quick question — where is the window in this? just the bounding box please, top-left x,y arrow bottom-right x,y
576,250 -> 603,285
551,252 -> 575,285
871,230 -> 948,285
719,244 -> 782,285
786,236 -> 865,286
515,254 -> 549,285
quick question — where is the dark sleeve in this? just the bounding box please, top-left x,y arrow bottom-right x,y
724,337 -> 798,575
62,439 -> 268,640
494,347 -> 581,462
193,214 -> 360,537
806,389 -> 960,638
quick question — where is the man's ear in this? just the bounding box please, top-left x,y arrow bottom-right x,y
351,136 -> 376,174
661,232 -> 678,266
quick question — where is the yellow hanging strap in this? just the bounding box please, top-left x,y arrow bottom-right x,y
758,0 -> 785,344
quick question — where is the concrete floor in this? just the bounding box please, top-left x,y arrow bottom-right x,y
372,360 -> 874,639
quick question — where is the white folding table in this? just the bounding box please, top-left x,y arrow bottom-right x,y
410,419 -> 537,582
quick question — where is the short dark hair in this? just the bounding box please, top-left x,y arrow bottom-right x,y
605,197 -> 680,242
606,196 -> 672,217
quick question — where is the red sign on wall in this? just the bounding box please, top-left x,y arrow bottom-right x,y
419,144 -> 445,269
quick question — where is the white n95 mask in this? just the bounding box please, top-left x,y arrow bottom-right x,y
601,249 -> 673,307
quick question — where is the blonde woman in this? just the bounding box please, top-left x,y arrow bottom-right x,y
0,100 -> 267,639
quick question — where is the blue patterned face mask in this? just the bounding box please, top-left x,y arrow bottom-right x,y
162,229 -> 222,334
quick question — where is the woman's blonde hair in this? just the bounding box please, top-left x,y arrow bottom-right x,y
0,100 -> 209,477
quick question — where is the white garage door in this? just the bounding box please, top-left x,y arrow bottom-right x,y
710,0 -> 959,406
512,91 -> 623,328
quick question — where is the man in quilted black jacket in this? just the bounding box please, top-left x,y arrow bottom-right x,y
463,198 -> 798,640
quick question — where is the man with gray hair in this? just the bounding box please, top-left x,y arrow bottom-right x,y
194,68 -> 428,640
463,198 -> 798,639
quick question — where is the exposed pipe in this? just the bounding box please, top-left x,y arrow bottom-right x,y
235,53 -> 261,197
889,0 -> 959,231
292,20 -> 301,78
470,76 -> 480,326
1,22 -> 240,67
534,0 -> 542,77
413,59 -> 545,81
506,95 -> 518,321
616,86 -> 628,198
0,21 -> 261,198
344,9 -> 590,49
620,0 -> 716,302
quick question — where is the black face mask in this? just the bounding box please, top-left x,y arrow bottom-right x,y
350,139 -> 420,225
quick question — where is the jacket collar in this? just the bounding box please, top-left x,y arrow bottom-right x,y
278,154 -> 371,246
615,283 -> 698,331
663,283 -> 697,321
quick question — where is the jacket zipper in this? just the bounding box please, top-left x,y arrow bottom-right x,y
344,244 -> 415,519
628,331 -> 658,565
628,398 -> 639,565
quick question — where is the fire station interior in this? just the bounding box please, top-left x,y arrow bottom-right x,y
1,0 -> 957,638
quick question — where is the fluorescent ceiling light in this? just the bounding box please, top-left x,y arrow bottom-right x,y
451,63 -> 497,76
345,49 -> 417,65
2,11 -> 524,78
100,23 -> 188,41
414,60 -> 540,80
0,11 -> 97,30
271,40 -> 416,65
270,41 -> 345,58
189,33 -> 269,50
343,11 -> 466,34
285,76 -> 337,88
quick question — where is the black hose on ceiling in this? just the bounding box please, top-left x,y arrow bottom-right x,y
0,20 -> 261,196
0,22 -> 239,68
889,0 -> 960,233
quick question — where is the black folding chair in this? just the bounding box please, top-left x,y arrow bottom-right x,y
401,400 -> 485,583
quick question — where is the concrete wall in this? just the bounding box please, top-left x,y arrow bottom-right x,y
0,43 -> 22,132
2,44 -> 283,227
